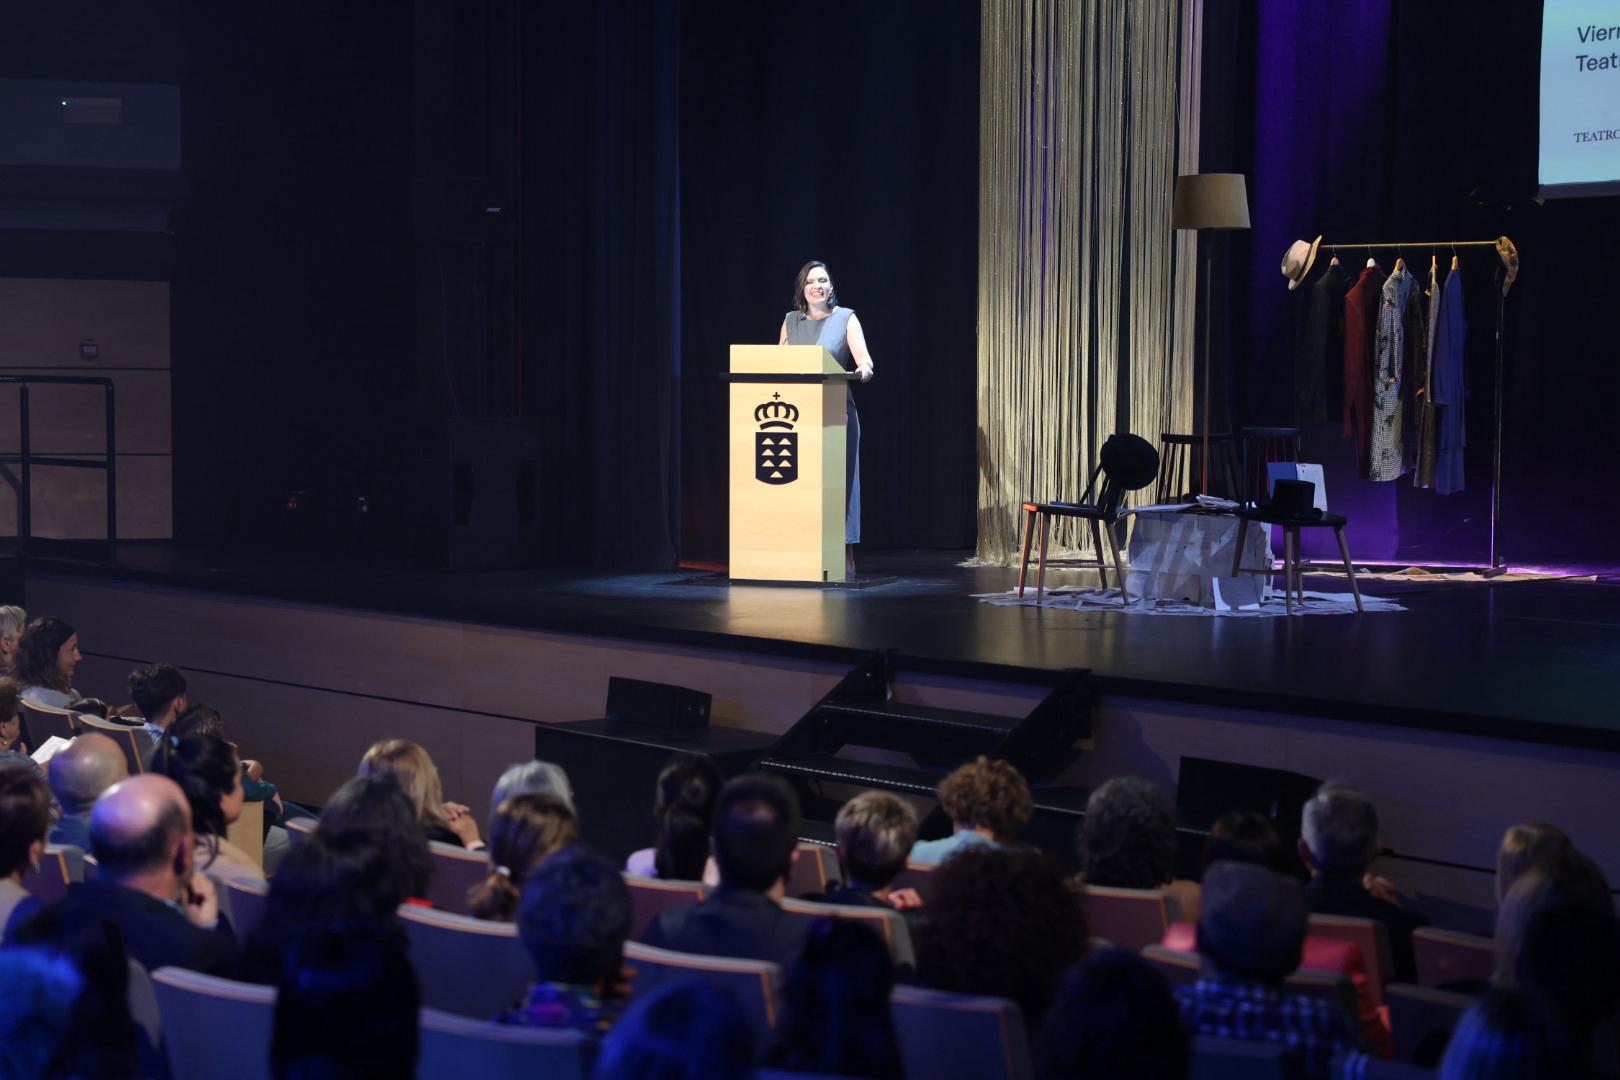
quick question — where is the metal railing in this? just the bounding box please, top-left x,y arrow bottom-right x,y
0,374 -> 117,560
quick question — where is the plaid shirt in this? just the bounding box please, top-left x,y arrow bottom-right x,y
1176,974 -> 1362,1080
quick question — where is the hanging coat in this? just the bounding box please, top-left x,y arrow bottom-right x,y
1414,263 -> 1442,489
1296,261 -> 1353,425
1430,267 -> 1467,494
1342,263 -> 1383,477
1369,264 -> 1415,482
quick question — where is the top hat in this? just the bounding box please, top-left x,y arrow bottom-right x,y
1264,478 -> 1322,521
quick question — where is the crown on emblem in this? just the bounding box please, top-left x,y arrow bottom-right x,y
754,394 -> 800,426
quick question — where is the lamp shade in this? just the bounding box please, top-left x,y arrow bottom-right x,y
1171,173 -> 1250,230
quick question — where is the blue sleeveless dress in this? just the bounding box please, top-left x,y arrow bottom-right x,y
784,307 -> 861,544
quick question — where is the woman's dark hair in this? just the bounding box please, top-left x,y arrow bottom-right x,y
516,847 -> 631,989
1078,777 -> 1178,890
1202,810 -> 1302,878
1438,986 -> 1578,1080
15,617 -> 76,693
595,979 -> 756,1080
768,920 -> 902,1078
791,260 -> 838,314
467,793 -> 578,922
271,923 -> 420,1080
152,734 -> 237,852
1034,949 -> 1190,1080
319,775 -> 434,900
652,753 -> 723,881
915,848 -> 1087,1031
168,703 -> 226,741
0,759 -> 51,878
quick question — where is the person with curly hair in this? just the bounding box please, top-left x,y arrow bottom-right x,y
1077,776 -> 1201,920
908,756 -> 1032,867
13,617 -> 82,710
913,847 -> 1087,1031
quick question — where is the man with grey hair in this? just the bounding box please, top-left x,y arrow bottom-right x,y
1298,783 -> 1427,982
0,605 -> 25,674
46,732 -> 129,849
819,790 -> 921,910
491,760 -> 573,822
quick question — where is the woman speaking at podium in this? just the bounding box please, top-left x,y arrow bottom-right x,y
778,260 -> 875,576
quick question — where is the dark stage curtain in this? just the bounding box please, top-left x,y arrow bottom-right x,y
676,0 -> 980,564
1205,0 -> 1620,567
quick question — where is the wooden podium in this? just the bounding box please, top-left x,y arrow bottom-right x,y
728,344 -> 852,583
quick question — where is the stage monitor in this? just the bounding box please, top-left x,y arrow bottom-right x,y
1540,0 -> 1620,198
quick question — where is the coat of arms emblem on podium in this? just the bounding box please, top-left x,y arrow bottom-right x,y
755,394 -> 799,485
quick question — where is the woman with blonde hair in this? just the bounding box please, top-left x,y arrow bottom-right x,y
467,793 -> 579,922
357,739 -> 483,850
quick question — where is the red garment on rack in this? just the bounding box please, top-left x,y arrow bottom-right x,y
1342,263 -> 1383,477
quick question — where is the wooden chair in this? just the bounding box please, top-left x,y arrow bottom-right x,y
21,843 -> 84,904
1411,927 -> 1493,990
425,839 -> 491,916
150,967 -> 276,1080
224,798 -> 265,870
1018,433 -> 1161,604
219,877 -> 271,946
398,904 -> 533,1018
780,896 -> 916,968
624,874 -> 708,941
18,698 -> 77,749
890,984 -> 1032,1080
1239,425 -> 1302,505
1189,1035 -> 1295,1080
1385,983 -> 1474,1066
1157,432 -> 1242,503
622,941 -> 780,1054
1308,915 -> 1392,1006
417,1006 -> 592,1080
73,713 -> 151,775
788,842 -> 840,897
1077,884 -> 1173,952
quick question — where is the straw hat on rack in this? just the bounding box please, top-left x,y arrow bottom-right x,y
1280,236 -> 1323,290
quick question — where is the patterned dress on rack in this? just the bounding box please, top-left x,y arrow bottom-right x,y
1369,265 -> 1415,481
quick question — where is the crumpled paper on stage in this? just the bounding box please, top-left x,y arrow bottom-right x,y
974,586 -> 1405,617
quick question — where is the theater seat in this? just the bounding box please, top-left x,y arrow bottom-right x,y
18,698 -> 77,748
788,842 -> 840,897
425,839 -> 490,916
1333,1050 -> 1436,1078
623,874 -> 708,940
417,1005 -> 592,1080
780,897 -> 916,968
1190,1035 -> 1294,1080
219,877 -> 271,946
1411,927 -> 1493,990
1077,884 -> 1172,951
889,861 -> 938,904
1309,915 -> 1393,1006
75,714 -> 151,775
1385,983 -> 1474,1066
398,905 -> 533,1019
622,941 -> 780,1055
889,984 -> 1031,1080
150,967 -> 276,1080
21,844 -> 84,904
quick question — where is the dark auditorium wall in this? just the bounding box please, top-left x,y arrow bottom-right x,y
1205,1 -> 1620,566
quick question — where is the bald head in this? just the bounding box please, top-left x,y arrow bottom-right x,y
49,733 -> 130,816
90,774 -> 192,882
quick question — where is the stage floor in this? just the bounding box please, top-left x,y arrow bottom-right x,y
19,545 -> 1620,750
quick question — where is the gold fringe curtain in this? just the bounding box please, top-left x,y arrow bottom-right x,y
975,0 -> 1202,564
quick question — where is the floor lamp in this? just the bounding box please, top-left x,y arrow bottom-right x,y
1171,173 -> 1250,496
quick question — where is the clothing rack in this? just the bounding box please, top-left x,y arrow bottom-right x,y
1314,236 -> 1512,576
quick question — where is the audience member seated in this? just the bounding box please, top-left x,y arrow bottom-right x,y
1161,811 -> 1384,1053
153,732 -> 265,888
467,793 -> 578,922
766,918 -> 904,1078
0,677 -> 31,759
1176,861 -> 1363,1080
13,617 -> 83,710
45,732 -> 129,850
593,979 -> 756,1080
1,759 -> 52,936
1079,775 -> 1199,920
1437,986 -> 1579,1080
817,790 -> 921,911
271,923 -> 420,1080
491,758 -> 575,819
1512,902 -> 1620,1072
914,847 -> 1086,1032
908,756 -> 1032,866
625,752 -> 723,883
1492,848 -> 1613,986
0,604 -> 25,677
0,946 -> 83,1077
169,702 -> 303,872
8,904 -> 141,1077
641,773 -> 810,969
242,775 -> 432,983
358,738 -> 484,850
44,773 -> 238,975
1034,948 -> 1190,1080
499,847 -> 631,1034
1494,821 -> 1573,906
1299,783 -> 1428,982
127,662 -> 189,748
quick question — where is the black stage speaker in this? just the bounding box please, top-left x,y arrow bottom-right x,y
533,719 -> 777,865
1175,756 -> 1322,845
419,418 -> 541,571
606,677 -> 711,729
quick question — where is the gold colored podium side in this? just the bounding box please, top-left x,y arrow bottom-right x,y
728,344 -> 848,582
